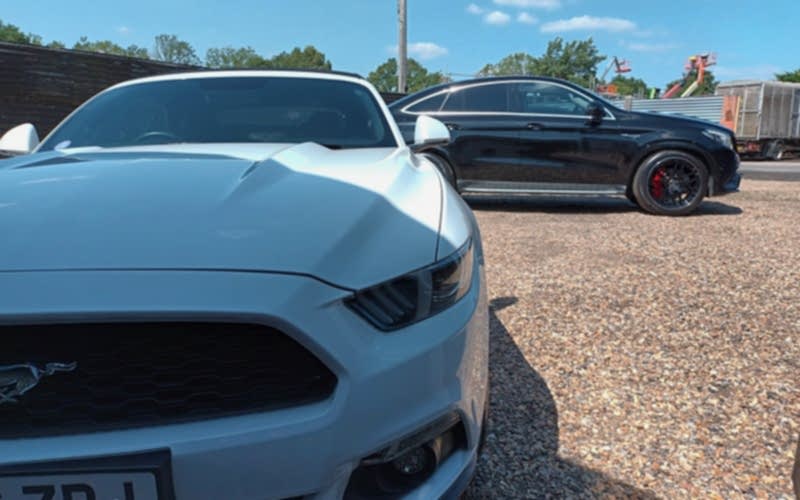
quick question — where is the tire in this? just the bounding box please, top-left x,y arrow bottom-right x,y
422,153 -> 458,191
631,150 -> 708,216
767,141 -> 785,161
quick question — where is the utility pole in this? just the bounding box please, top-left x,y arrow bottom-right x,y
397,0 -> 407,93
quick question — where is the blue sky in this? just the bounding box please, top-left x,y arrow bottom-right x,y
3,0 -> 797,87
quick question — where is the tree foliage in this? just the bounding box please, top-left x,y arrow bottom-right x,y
152,34 -> 200,65
665,70 -> 718,96
368,58 -> 446,93
205,45 -> 332,70
73,36 -> 149,59
266,46 -> 332,70
610,75 -> 648,97
776,69 -> 800,83
478,53 -> 538,78
0,19 -> 43,45
206,46 -> 266,68
479,38 -> 605,88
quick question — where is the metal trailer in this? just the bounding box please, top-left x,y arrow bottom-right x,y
716,80 -> 800,159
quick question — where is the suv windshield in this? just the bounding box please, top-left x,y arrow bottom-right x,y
39,76 -> 397,151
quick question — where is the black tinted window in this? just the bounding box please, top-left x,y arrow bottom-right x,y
407,93 -> 447,113
513,82 -> 593,116
442,83 -> 513,112
40,77 -> 396,150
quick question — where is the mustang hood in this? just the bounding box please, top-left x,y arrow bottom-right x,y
0,144 -> 443,290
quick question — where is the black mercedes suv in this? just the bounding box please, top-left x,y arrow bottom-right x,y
389,76 -> 742,216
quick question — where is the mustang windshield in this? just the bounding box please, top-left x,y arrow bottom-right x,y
39,76 -> 397,150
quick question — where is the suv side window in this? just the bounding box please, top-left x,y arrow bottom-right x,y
441,83 -> 514,112
513,82 -> 593,116
406,92 -> 447,113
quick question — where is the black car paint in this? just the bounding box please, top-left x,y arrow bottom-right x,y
390,77 -> 741,197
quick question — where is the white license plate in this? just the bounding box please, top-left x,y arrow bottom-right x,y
0,472 -> 158,500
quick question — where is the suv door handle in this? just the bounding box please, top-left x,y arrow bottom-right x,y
445,123 -> 461,131
526,122 -> 543,130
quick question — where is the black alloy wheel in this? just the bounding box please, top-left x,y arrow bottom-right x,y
632,150 -> 708,216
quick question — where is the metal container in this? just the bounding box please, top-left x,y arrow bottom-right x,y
715,80 -> 800,140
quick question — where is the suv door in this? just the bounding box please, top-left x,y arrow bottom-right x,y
513,81 -> 625,189
434,82 -> 528,187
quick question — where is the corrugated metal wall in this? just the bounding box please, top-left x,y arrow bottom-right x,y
621,96 -> 726,124
716,81 -> 800,139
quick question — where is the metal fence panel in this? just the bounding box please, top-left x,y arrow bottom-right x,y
619,96 -> 726,124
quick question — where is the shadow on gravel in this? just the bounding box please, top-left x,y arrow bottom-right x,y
465,297 -> 660,499
464,195 -> 742,217
691,201 -> 743,216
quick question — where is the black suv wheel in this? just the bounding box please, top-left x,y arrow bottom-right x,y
632,150 -> 708,216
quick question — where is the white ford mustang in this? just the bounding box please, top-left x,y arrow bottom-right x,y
0,71 -> 489,500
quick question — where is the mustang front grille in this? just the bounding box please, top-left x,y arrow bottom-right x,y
0,322 -> 337,438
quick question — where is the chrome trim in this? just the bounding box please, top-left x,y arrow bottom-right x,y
460,182 -> 626,196
400,79 -> 617,121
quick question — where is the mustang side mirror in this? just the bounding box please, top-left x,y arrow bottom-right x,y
0,123 -> 39,156
586,102 -> 605,125
411,115 -> 450,153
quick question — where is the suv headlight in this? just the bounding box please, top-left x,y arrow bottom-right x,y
347,239 -> 474,331
703,128 -> 734,150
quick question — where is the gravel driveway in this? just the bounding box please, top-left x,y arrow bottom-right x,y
465,179 -> 799,499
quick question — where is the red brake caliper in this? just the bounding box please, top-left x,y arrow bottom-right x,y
650,167 -> 666,199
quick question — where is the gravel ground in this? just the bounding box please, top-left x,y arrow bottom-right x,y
464,179 -> 800,499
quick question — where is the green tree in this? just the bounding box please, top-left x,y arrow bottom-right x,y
610,75 -> 648,97
665,70 -> 718,96
478,53 -> 538,77
368,58 -> 446,93
152,34 -> 200,65
46,40 -> 66,49
0,19 -> 42,45
73,36 -> 149,59
532,37 -> 605,88
776,69 -> 800,83
206,46 -> 267,68
477,37 -> 605,88
265,46 -> 332,70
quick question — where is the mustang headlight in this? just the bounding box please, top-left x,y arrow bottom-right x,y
347,240 -> 474,331
703,128 -> 734,150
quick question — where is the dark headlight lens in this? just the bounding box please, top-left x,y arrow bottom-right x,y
347,240 -> 474,331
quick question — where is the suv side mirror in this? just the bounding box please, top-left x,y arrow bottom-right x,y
411,115 -> 450,153
586,102 -> 605,124
0,123 -> 39,156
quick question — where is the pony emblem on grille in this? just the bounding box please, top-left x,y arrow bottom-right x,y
0,362 -> 77,405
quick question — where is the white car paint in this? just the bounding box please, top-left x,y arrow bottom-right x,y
0,71 -> 489,500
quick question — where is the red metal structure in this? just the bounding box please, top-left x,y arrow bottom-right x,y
663,53 -> 717,99
596,56 -> 631,95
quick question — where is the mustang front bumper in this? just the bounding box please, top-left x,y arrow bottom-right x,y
0,267 -> 489,500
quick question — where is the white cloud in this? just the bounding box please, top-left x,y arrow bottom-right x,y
117,26 -> 132,35
626,42 -> 679,52
541,15 -> 636,33
715,64 -> 783,81
517,12 -> 538,24
467,3 -> 484,14
485,10 -> 512,25
494,0 -> 561,9
388,42 -> 449,61
409,42 -> 449,60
